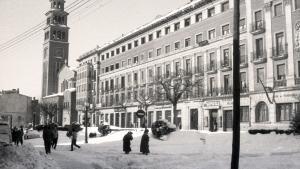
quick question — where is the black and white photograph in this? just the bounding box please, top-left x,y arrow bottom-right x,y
1,0 -> 300,168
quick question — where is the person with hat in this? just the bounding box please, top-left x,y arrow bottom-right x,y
123,131 -> 133,154
140,129 -> 150,155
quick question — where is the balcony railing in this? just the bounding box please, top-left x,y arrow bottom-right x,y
206,87 -> 219,97
240,55 -> 248,68
251,50 -> 267,64
220,86 -> 233,95
241,84 -> 249,93
197,40 -> 209,47
220,59 -> 232,71
271,44 -> 288,60
274,79 -> 287,87
251,20 -> 265,35
194,66 -> 204,76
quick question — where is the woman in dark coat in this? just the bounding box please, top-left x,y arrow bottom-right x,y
51,124 -> 58,149
43,125 -> 53,154
140,129 -> 150,155
123,132 -> 133,154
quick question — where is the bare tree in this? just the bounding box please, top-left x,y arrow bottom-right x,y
156,69 -> 198,127
40,102 -> 58,124
135,89 -> 155,128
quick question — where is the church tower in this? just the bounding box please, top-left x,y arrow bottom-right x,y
42,0 -> 69,97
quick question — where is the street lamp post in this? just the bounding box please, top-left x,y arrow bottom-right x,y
84,102 -> 89,144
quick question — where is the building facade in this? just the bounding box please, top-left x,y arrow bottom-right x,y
77,0 -> 300,131
42,0 -> 69,97
0,89 -> 33,128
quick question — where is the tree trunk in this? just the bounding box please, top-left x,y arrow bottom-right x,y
172,103 -> 178,127
145,106 -> 148,128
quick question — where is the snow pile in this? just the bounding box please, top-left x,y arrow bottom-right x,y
0,144 -> 60,169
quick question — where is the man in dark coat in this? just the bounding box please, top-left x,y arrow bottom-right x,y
51,123 -> 58,149
19,126 -> 24,145
140,129 -> 150,155
12,127 -> 17,145
71,128 -> 80,151
123,131 -> 133,154
43,125 -> 53,154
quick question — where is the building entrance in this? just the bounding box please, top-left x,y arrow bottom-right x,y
209,109 -> 218,132
223,110 -> 233,131
190,109 -> 198,130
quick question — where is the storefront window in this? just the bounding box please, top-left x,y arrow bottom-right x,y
276,103 -> 293,121
255,102 -> 269,122
240,106 -> 249,122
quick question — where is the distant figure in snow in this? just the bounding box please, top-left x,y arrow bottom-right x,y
19,126 -> 24,145
140,129 -> 150,155
123,131 -> 133,154
43,124 -> 53,154
51,123 -> 58,149
71,128 -> 80,151
12,127 -> 17,145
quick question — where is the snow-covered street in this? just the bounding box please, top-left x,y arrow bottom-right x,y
13,128 -> 300,169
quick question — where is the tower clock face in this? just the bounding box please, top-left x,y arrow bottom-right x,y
54,48 -> 64,58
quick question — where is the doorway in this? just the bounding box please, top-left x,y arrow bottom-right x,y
209,109 -> 218,132
223,110 -> 233,131
190,109 -> 198,130
121,113 -> 125,128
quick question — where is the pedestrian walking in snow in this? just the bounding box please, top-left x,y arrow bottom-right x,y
43,124 -> 53,154
71,128 -> 80,151
51,123 -> 58,149
19,126 -> 24,145
15,128 -> 22,146
123,131 -> 133,154
140,129 -> 150,155
12,127 -> 17,145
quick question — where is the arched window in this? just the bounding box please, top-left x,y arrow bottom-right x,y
255,101 -> 269,122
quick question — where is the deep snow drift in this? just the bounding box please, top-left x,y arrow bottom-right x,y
0,143 -> 60,169
21,128 -> 300,169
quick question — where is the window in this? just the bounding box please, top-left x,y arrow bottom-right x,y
240,106 -> 249,122
106,53 -> 109,59
185,38 -> 191,47
255,38 -> 264,58
209,52 -> 216,70
134,40 -> 138,47
111,51 -> 115,57
128,58 -> 132,65
110,79 -> 114,90
196,56 -> 203,73
110,65 -> 114,71
195,12 -> 202,22
298,61 -> 300,77
277,64 -> 285,80
122,46 -> 126,52
148,50 -> 153,58
174,22 -> 180,31
156,30 -> 162,38
141,37 -> 146,44
223,49 -> 230,67
128,43 -> 132,50
156,48 -> 162,56
116,48 -> 120,54
121,76 -> 125,88
141,70 -> 145,82
254,10 -> 263,29
165,26 -> 170,35
134,73 -> 138,85
105,67 -> 109,73
274,3 -> 283,16
122,60 -> 126,67
239,44 -> 246,64
43,47 -> 48,58
148,69 -> 153,82
208,7 -> 215,17
276,103 -> 293,121
165,45 -> 170,53
166,64 -> 170,77
157,67 -> 162,77
148,34 -> 153,41
240,72 -> 247,92
127,74 -> 132,86
240,18 -> 246,31
133,56 -> 139,64
208,29 -> 216,40
222,24 -> 230,36
174,42 -> 180,50
175,62 -> 180,76
275,32 -> 284,55
196,33 -> 203,43
186,59 -> 191,73
296,0 -> 300,9
255,101 -> 269,122
224,74 -> 230,93
115,63 -> 119,69
184,18 -> 191,27
221,1 -> 229,12
209,77 -> 215,95
257,68 -> 265,83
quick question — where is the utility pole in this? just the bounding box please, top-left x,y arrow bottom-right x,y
85,102 -> 89,144
231,0 -> 240,169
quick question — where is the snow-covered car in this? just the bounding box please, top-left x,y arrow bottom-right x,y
0,122 -> 12,145
24,129 -> 40,140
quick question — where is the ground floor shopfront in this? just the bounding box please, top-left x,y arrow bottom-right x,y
95,90 -> 300,131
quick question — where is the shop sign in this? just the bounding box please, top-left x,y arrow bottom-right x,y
114,107 -> 125,112
203,101 -> 220,109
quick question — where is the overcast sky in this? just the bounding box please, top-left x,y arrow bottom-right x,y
0,0 -> 190,99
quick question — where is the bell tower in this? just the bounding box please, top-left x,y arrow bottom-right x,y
42,0 -> 69,97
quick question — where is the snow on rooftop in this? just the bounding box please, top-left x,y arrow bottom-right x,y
42,92 -> 63,99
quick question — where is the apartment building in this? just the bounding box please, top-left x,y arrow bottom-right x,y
77,0 -> 300,131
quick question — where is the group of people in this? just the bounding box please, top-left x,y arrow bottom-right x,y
123,129 -> 150,155
42,123 -> 59,154
11,126 -> 24,146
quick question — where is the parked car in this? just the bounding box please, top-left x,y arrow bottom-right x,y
24,129 -> 40,140
0,122 -> 12,145
151,119 -> 176,138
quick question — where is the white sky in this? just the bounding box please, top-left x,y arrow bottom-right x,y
0,0 -> 190,99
